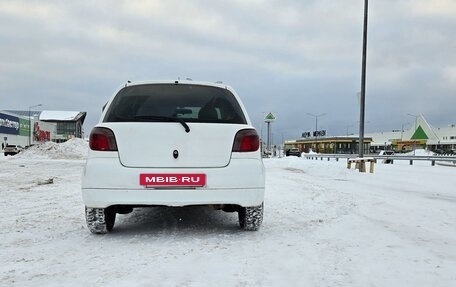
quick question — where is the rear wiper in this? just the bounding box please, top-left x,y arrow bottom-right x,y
133,115 -> 190,133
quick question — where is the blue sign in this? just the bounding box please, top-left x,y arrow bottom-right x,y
0,113 -> 20,135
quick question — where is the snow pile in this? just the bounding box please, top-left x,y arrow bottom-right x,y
304,149 -> 318,155
17,138 -> 88,160
403,148 -> 433,156
403,149 -> 456,166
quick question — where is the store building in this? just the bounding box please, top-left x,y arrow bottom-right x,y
0,110 -> 29,148
365,115 -> 456,153
39,111 -> 86,143
283,114 -> 455,155
284,136 -> 373,154
1,110 -> 86,147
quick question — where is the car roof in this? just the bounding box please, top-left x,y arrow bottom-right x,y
123,80 -> 233,91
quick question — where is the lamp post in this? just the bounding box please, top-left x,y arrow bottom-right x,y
407,113 -> 419,156
307,113 -> 326,152
28,104 -> 42,146
358,0 -> 369,171
400,122 -> 410,141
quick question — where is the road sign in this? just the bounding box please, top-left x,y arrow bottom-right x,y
264,112 -> 276,122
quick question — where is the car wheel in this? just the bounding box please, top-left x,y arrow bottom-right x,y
238,203 -> 263,231
85,206 -> 116,234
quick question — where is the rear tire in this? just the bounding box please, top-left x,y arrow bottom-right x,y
85,207 -> 116,234
238,203 -> 263,231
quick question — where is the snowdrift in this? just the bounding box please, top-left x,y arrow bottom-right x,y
17,138 -> 89,160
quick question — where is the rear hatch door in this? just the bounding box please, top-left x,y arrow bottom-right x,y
103,122 -> 243,168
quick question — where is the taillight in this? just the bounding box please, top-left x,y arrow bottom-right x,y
232,129 -> 260,152
89,127 -> 118,151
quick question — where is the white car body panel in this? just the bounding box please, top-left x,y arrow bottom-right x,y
82,154 -> 265,208
105,122 -> 246,168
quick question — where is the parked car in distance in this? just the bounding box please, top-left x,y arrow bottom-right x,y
378,150 -> 394,156
287,148 -> 301,157
378,150 -> 394,163
82,80 -> 265,234
4,145 -> 24,156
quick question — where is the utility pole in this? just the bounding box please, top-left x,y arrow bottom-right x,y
358,0 -> 369,172
307,113 -> 326,152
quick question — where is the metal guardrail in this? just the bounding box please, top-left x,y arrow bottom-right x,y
303,153 -> 456,166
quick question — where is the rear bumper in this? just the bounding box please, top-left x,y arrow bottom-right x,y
82,157 -> 265,208
82,187 -> 264,208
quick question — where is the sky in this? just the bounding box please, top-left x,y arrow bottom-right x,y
1,0 -> 455,143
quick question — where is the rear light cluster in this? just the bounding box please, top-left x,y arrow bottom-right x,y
232,129 -> 260,152
89,127 -> 118,151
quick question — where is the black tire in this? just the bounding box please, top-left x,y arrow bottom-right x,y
238,203 -> 263,231
85,206 -> 116,234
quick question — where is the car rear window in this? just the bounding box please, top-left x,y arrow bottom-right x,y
103,84 -> 247,124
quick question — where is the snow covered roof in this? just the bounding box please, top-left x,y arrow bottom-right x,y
3,110 -> 41,118
39,111 -> 86,122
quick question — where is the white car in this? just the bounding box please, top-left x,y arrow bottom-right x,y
82,80 -> 265,233
4,145 -> 24,156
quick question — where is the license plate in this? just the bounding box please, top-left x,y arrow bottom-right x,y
139,173 -> 206,187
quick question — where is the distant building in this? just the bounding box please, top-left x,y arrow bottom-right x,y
365,115 -> 456,153
283,114 -> 456,154
284,137 -> 373,154
39,111 -> 86,142
1,110 -> 86,147
0,110 -> 29,148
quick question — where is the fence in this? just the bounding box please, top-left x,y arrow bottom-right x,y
303,154 -> 456,167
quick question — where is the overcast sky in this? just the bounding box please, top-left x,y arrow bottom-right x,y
1,0 -> 455,142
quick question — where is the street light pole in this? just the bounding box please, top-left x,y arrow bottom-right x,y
358,0 -> 369,170
307,113 -> 326,152
401,122 -> 410,141
407,113 -> 419,156
28,104 -> 42,146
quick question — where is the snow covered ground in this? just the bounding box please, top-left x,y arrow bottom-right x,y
1,141 -> 455,286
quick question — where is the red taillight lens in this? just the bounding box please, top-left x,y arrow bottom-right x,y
89,127 -> 118,151
232,129 -> 260,152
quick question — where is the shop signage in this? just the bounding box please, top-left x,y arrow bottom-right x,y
313,130 -> 326,137
0,113 -> 20,135
19,118 -> 30,136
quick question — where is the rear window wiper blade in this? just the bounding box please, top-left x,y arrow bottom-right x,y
133,115 -> 190,133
